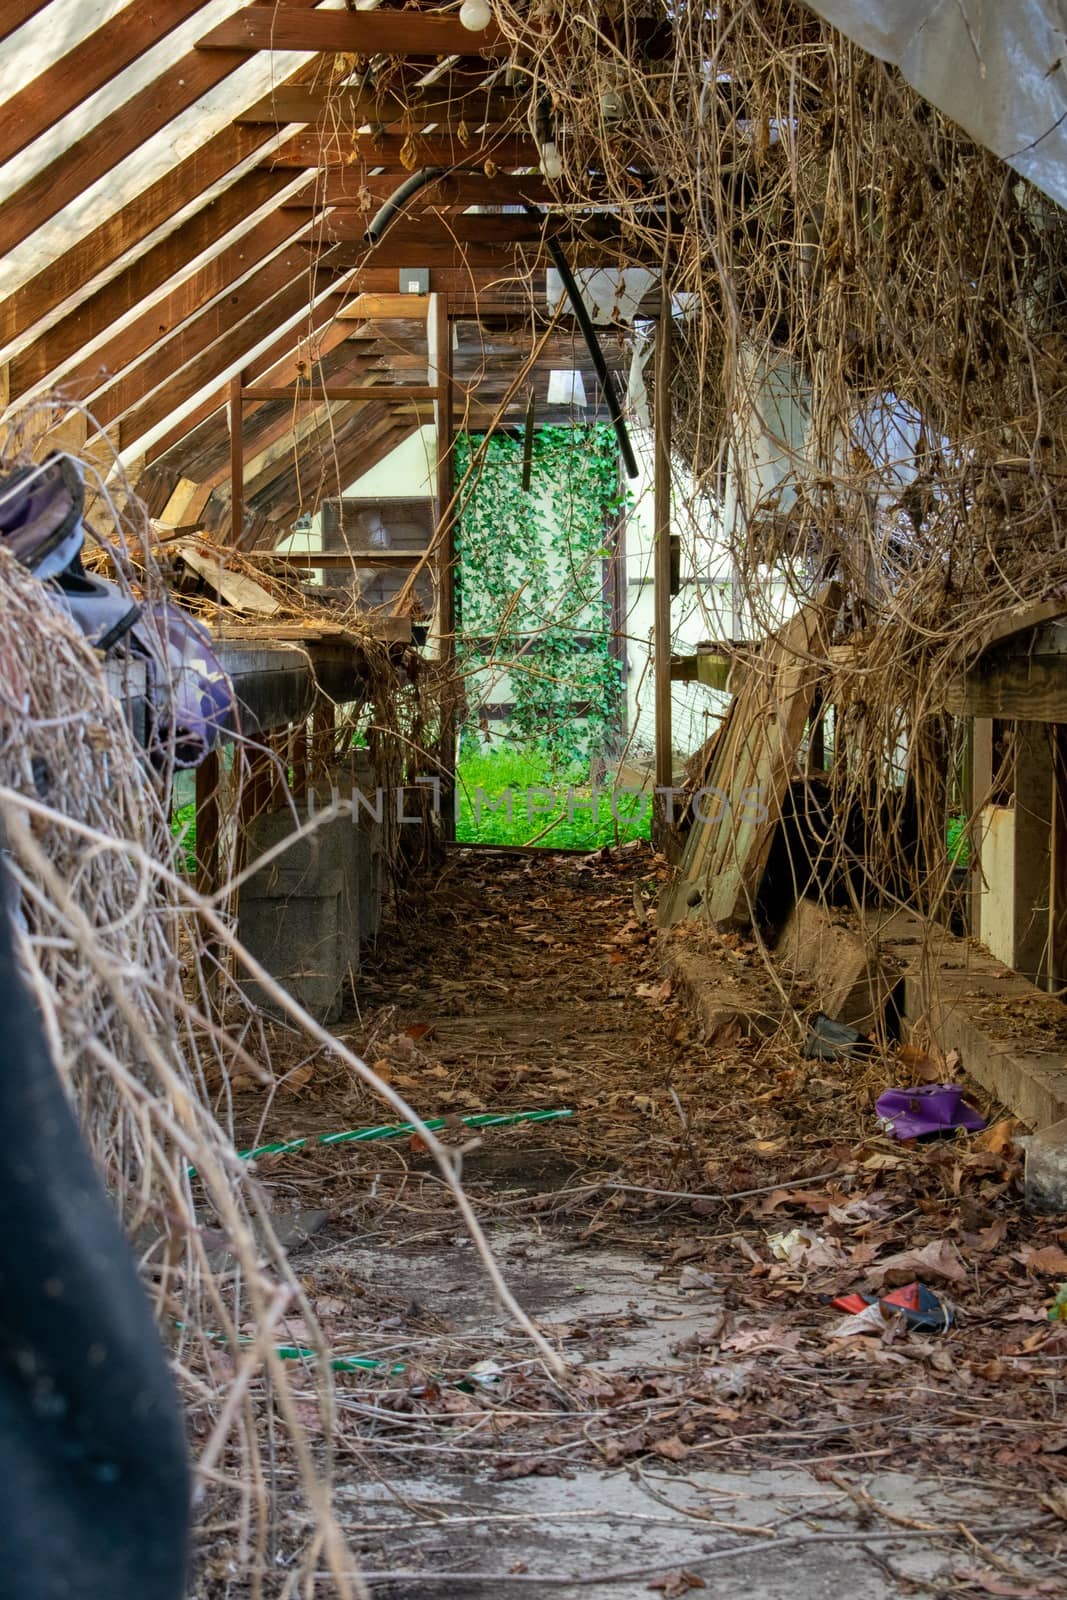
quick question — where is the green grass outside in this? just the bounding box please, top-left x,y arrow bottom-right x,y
455,746 -> 651,850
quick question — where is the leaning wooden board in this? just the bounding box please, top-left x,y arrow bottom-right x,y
661,584 -> 841,928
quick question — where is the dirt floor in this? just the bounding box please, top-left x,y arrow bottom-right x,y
206,844 -> 1067,1598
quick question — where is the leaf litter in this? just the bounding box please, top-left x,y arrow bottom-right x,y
213,845 -> 1067,1595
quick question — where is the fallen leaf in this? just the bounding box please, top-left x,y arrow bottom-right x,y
648,1571 -> 706,1594
976,1117 -> 1024,1155
952,1566 -> 1059,1596
896,1043 -> 942,1082
869,1238 -> 969,1285
1015,1244 -> 1067,1275
721,1325 -> 802,1354
651,1434 -> 690,1461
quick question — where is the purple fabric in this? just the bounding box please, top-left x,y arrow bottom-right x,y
876,1084 -> 987,1140
134,603 -> 236,770
0,455 -> 85,578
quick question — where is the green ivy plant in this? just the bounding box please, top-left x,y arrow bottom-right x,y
454,425 -> 627,771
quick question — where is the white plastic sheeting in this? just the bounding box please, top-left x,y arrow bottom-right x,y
803,1 -> 1067,210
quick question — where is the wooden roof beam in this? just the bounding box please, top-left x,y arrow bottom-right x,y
10,190 -> 319,401
0,0 -> 325,258
197,8 -> 507,57
115,257 -> 358,452
0,2 -> 52,47
0,0 -> 210,169
237,82 -> 521,126
267,132 -> 531,169
0,129 -> 295,359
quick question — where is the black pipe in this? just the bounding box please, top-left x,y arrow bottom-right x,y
365,167 -> 446,245
363,167 -> 641,479
518,199 -> 639,479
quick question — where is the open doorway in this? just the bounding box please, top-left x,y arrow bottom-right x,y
454,423 -> 649,849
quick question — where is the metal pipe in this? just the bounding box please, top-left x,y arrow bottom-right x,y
364,167 -> 641,479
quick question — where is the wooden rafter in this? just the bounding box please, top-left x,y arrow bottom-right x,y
236,83 -> 521,127
0,1 -> 52,47
267,132 -> 531,169
10,194 -> 318,400
0,0 -> 209,168
0,0 -> 324,257
197,8 -> 507,57
0,131 -> 287,355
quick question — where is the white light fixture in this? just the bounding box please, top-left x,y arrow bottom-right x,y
539,139 -> 563,181
547,369 -> 587,407
459,0 -> 493,31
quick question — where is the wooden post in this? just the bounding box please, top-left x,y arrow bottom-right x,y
1013,722 -> 1052,986
433,291 -> 457,842
1049,725 -> 1067,992
969,717 -> 993,939
194,752 -> 220,896
228,372 -> 244,547
653,283 -> 673,834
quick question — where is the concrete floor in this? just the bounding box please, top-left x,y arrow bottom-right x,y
298,1222 -> 1027,1598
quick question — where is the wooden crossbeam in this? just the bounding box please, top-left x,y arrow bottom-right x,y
314,212 -> 604,246
0,0 -> 323,258
0,0 -> 208,168
267,132 -> 531,170
198,8 -> 506,57
290,173 -> 556,208
257,551 -> 425,569
241,384 -> 440,402
237,83 -> 520,126
11,202 -> 317,401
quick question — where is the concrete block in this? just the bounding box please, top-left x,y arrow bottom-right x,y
1020,1117 -> 1067,1211
238,807 -> 356,1023
776,896 -> 890,1029
660,934 -> 784,1043
882,910 -> 1067,1129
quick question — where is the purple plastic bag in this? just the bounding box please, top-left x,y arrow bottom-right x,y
0,454 -> 85,578
875,1083 -> 986,1140
133,603 -> 236,770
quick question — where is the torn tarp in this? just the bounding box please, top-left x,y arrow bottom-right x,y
802,1 -> 1067,212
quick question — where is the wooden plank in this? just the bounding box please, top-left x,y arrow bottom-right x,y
0,0 -> 208,168
101,243 -> 328,431
229,376 -> 245,547
661,586 -> 841,929
653,287 -> 672,796
241,384 -> 440,401
12,203 -> 315,400
267,132 -> 531,170
434,290 -> 457,841
0,128 -> 277,355
0,0 -> 323,257
237,83 -> 520,125
289,173 -> 556,207
259,551 -> 425,569
335,294 -> 431,321
198,8 -> 506,56
0,0 -> 52,47
968,591 -> 1067,656
311,212 -> 591,245
173,540 -> 279,616
945,655 -> 1067,721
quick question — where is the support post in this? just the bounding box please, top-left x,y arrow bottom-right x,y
653,284 -> 673,839
1013,722 -> 1053,986
228,372 -> 244,547
194,752 -> 220,896
432,291 -> 456,841
970,717 -> 994,939
1050,725 -> 1067,991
